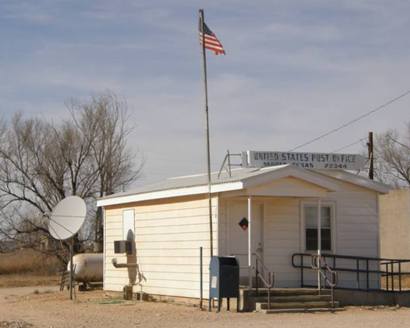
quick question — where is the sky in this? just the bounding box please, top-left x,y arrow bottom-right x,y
1,0 -> 410,187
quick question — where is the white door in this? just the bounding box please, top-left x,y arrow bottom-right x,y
227,200 -> 264,282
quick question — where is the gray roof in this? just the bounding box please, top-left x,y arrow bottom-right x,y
99,164 -> 390,203
101,165 -> 289,200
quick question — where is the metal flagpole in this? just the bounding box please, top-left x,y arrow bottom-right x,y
199,9 -> 214,258
317,198 -> 322,292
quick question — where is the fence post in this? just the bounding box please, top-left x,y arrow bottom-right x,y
366,259 -> 369,291
391,262 -> 394,292
200,247 -> 203,310
399,261 -> 402,292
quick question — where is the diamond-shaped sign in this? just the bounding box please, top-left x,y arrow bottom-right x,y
238,217 -> 249,231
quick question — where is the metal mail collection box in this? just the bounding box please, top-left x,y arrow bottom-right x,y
209,256 -> 239,311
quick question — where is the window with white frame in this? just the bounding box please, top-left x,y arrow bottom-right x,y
304,205 -> 332,251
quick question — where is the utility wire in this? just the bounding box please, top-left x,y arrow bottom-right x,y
331,137 -> 367,153
289,89 -> 410,152
387,135 -> 410,151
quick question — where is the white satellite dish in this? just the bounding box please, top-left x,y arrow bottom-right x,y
49,196 -> 86,240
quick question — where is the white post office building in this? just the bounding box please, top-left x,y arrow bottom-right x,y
97,151 -> 389,299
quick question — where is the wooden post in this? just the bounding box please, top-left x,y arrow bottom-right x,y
69,239 -> 74,300
368,131 -> 374,180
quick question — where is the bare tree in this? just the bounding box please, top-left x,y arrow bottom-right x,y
373,122 -> 410,187
0,92 -> 142,261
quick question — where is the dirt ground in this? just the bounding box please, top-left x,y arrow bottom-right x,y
1,287 -> 410,328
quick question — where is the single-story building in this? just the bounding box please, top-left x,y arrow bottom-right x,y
96,164 -> 390,299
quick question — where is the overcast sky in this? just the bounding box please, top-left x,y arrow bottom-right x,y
2,1 -> 410,186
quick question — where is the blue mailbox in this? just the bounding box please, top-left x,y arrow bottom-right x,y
209,256 -> 240,312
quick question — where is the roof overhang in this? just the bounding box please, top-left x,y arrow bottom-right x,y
314,170 -> 391,194
96,181 -> 244,207
97,165 -> 344,207
97,164 -> 390,208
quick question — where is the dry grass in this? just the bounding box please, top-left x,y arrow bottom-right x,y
0,249 -> 62,275
0,274 -> 60,287
381,274 -> 410,290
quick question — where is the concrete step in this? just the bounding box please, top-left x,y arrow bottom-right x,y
248,288 -> 331,297
261,307 -> 345,314
253,294 -> 332,303
255,300 -> 340,311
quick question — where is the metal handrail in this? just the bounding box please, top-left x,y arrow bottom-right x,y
311,255 -> 337,307
311,255 -> 337,288
229,252 -> 275,309
292,252 -> 410,292
254,252 -> 274,310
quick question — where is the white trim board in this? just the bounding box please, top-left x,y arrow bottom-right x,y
97,182 -> 243,207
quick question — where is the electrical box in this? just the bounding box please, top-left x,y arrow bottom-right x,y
114,240 -> 132,254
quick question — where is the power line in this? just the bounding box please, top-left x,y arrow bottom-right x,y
387,135 -> 410,151
331,137 -> 367,153
289,89 -> 410,152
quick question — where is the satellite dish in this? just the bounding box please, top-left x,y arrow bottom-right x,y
49,196 -> 86,240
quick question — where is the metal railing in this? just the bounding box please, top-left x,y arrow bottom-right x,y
254,252 -> 274,309
292,253 -> 410,292
229,252 -> 275,308
311,254 -> 337,307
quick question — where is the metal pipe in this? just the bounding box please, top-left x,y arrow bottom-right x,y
200,247 -> 203,309
366,259 -> 369,291
385,263 -> 389,290
111,258 -> 138,268
69,239 -> 74,300
391,262 -> 394,291
399,261 -> 402,292
248,196 -> 252,289
317,198 -> 321,291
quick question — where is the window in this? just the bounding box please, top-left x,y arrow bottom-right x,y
304,205 -> 332,251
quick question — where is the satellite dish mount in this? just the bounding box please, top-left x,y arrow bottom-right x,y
48,196 -> 86,300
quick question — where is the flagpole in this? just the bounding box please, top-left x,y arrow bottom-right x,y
199,8 -> 213,258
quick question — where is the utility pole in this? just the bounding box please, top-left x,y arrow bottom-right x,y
367,131 -> 374,180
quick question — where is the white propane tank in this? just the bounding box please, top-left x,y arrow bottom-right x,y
67,253 -> 103,283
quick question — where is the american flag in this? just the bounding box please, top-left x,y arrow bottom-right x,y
199,21 -> 225,55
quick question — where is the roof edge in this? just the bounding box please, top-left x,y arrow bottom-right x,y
97,181 -> 243,207
313,170 -> 391,194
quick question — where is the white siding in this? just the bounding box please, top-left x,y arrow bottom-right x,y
218,179 -> 380,289
327,187 -> 380,289
104,195 -> 217,298
263,198 -> 301,287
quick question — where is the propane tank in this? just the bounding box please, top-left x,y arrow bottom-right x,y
67,253 -> 103,283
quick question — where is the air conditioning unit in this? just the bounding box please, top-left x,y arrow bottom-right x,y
114,240 -> 132,254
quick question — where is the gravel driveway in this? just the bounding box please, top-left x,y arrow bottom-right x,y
0,288 -> 409,328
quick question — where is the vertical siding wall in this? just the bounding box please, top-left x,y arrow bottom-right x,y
104,195 -> 217,298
